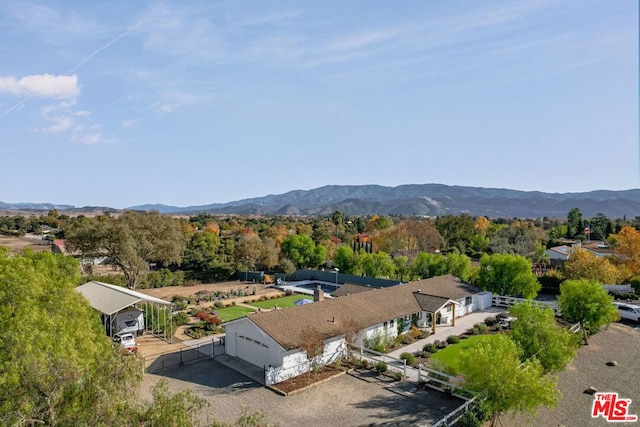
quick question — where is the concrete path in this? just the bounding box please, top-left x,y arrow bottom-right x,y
387,307 -> 504,358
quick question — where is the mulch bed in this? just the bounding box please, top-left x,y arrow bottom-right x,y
269,365 -> 346,395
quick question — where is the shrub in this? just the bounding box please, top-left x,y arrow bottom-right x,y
435,340 -> 448,349
484,316 -> 497,326
410,325 -> 421,338
446,335 -> 460,344
172,312 -> 190,326
401,334 -> 416,345
472,322 -> 488,335
374,361 -> 388,374
416,351 -> 431,359
232,300 -> 237,306
214,301 -> 224,309
399,352 -> 415,366
495,312 -> 509,320
418,330 -> 431,339
423,343 -> 438,353
393,370 -> 403,381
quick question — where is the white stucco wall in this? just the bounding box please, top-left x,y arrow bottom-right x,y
224,319 -> 283,369
265,336 -> 346,385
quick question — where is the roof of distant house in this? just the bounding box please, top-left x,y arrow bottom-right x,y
243,275 -> 480,351
331,283 -> 375,297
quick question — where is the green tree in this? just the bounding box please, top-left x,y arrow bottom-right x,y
459,334 -> 559,427
478,253 -> 541,298
566,208 -> 584,239
183,231 -> 220,271
357,251 -> 395,278
434,214 -> 476,254
280,234 -> 326,268
509,302 -> 580,373
0,250 -> 143,425
411,252 -> 447,279
446,252 -> 475,282
557,279 -> 619,342
66,211 -> 187,289
332,245 -> 356,273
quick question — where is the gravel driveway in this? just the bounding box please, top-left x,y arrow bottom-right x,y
140,358 -> 464,426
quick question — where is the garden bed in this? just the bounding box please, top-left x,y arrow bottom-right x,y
268,365 -> 345,395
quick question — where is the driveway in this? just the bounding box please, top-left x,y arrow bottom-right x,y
140,357 -> 465,426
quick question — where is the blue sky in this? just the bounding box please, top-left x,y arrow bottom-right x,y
0,0 -> 637,208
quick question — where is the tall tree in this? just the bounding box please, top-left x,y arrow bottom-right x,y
459,334 -> 559,427
375,219 -> 442,257
234,233 -> 263,273
66,211 -> 187,289
478,253 -> 541,298
509,302 -> 580,373
183,231 -> 221,271
566,208 -> 584,239
280,234 -> 326,268
557,279 -> 619,342
434,214 -> 476,254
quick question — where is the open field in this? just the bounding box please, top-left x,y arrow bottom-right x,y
0,234 -> 52,253
138,281 -> 284,302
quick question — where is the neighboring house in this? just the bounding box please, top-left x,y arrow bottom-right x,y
224,275 -> 491,385
545,245 -> 573,262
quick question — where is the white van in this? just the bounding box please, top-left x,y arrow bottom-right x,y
613,302 -> 640,322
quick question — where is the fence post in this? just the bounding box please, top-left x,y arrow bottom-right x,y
403,359 -> 407,380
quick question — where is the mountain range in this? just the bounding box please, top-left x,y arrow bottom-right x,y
4,184 -> 637,219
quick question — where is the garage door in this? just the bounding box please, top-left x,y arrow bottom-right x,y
236,333 -> 270,368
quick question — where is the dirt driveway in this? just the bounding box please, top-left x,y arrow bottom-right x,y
140,358 -> 463,426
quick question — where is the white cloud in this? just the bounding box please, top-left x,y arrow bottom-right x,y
0,74 -> 80,100
73,132 -> 107,145
122,119 -> 138,128
42,117 -> 74,133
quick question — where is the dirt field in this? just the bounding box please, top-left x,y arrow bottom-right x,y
0,234 -> 52,253
138,281 -> 285,303
501,322 -> 640,427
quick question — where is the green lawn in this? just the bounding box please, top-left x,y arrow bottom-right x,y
430,334 -> 502,372
249,294 -> 313,309
214,306 -> 256,323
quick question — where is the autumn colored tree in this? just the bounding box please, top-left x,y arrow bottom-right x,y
562,247 -> 621,284
375,219 -> 442,257
610,226 -> 640,277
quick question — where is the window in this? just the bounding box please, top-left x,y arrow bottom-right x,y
446,305 -> 452,312
465,296 -> 472,306
383,321 -> 388,329
390,319 -> 394,327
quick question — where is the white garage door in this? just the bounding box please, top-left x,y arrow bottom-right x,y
236,333 -> 270,368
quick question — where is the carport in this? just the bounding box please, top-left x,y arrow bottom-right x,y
76,281 -> 174,342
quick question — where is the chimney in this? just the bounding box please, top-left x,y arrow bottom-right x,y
314,285 -> 324,302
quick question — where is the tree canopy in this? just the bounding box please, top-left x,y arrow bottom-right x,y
477,253 -> 541,298
557,279 -> 619,340
509,302 -> 580,373
458,334 -> 559,427
66,211 -> 187,289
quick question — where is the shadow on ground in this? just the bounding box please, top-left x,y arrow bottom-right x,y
147,358 -> 260,395
347,372 -> 464,426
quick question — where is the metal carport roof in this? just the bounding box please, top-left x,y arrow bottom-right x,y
76,281 -> 170,315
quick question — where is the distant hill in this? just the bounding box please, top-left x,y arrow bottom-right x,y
129,184 -> 640,218
4,184 -> 640,218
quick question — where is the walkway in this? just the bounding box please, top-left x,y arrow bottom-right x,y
387,307 -> 503,358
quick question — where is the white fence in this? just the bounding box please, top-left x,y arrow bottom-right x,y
492,295 -> 561,316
